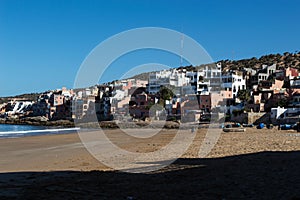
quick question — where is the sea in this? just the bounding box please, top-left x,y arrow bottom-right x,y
0,124 -> 80,139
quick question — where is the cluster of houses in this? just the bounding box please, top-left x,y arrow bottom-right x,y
0,87 -> 73,120
1,63 -> 300,124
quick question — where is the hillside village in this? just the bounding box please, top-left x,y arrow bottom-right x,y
1,52 -> 300,126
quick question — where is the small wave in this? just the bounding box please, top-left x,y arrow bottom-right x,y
0,127 -> 80,137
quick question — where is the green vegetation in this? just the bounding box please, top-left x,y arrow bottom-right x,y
159,86 -> 175,103
237,89 -> 251,102
275,98 -> 289,108
131,51 -> 300,81
219,51 -> 300,71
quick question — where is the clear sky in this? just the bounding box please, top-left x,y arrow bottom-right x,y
0,0 -> 299,96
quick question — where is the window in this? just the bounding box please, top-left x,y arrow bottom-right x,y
207,71 -> 211,77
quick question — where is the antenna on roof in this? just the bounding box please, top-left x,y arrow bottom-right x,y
180,34 -> 184,67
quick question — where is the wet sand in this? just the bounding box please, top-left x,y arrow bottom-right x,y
1,128 -> 300,199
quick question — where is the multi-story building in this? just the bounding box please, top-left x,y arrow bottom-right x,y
185,63 -> 222,94
148,63 -> 222,96
118,79 -> 148,90
47,88 -> 72,120
199,93 -> 211,112
221,70 -> 246,99
250,64 -> 276,86
32,92 -> 52,118
147,69 -> 189,94
285,67 -> 299,80
129,91 -> 157,119
186,70 -> 208,94
201,63 -> 222,91
95,85 -> 114,121
165,97 -> 181,119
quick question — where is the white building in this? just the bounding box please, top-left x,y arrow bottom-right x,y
185,70 -> 209,94
251,64 -> 276,86
148,63 -> 222,95
112,89 -> 126,101
221,71 -> 246,99
290,78 -> 300,89
270,107 -> 300,124
6,100 -> 33,115
258,64 -> 276,82
148,69 -> 189,94
197,63 -> 222,93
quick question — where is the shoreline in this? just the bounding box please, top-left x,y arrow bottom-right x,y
0,118 -> 212,129
0,117 -> 75,127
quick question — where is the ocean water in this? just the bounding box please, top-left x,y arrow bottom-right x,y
0,124 -> 80,138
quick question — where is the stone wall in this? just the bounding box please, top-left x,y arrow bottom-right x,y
230,112 -> 269,124
230,113 -> 249,124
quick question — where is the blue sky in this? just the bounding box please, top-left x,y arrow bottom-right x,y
0,0 -> 299,96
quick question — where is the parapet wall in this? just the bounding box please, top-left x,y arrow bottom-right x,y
231,112 -> 269,124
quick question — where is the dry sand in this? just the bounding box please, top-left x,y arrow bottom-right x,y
1,128 -> 300,199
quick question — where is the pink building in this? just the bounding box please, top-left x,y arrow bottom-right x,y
211,92 -> 229,108
121,79 -> 148,91
285,67 -> 299,78
272,80 -> 284,94
199,94 -> 211,112
129,92 -> 156,119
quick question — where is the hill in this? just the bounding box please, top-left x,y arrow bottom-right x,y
219,51 -> 300,71
0,93 -> 41,104
1,51 -> 299,99
131,51 -> 300,80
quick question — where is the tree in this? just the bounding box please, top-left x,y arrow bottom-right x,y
198,76 -> 204,82
267,74 -> 275,82
237,89 -> 251,102
159,86 -> 175,105
275,98 -> 288,108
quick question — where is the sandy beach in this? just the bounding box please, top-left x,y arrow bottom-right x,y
1,128 -> 300,199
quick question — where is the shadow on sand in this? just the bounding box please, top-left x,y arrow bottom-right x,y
1,151 -> 300,200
